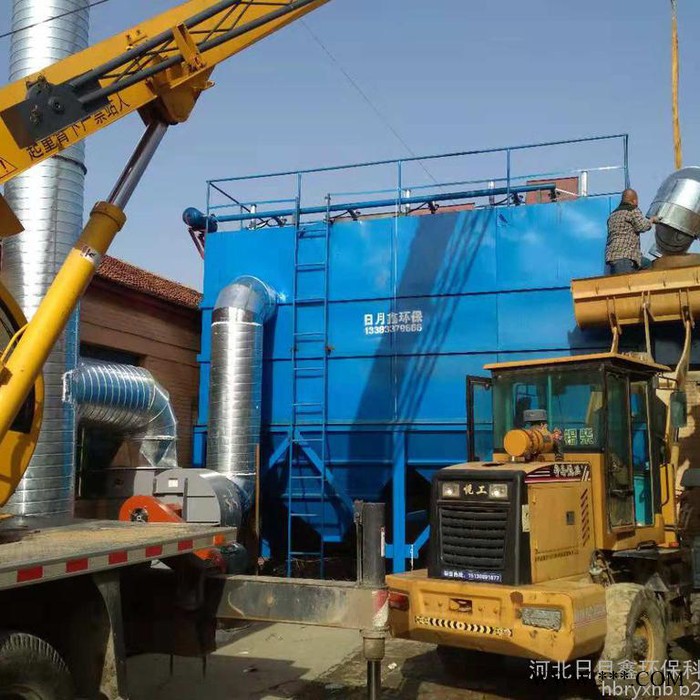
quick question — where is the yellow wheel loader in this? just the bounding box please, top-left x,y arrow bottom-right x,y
387,170 -> 700,696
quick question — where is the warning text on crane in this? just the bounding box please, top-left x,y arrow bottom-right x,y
23,95 -> 131,163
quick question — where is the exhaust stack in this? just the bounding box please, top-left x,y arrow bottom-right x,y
3,0 -> 90,516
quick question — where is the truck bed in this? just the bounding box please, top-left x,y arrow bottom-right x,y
0,517 -> 236,590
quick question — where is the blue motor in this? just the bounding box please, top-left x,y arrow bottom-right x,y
183,207 -> 218,233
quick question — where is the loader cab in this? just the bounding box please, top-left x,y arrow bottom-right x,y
464,353 -> 670,552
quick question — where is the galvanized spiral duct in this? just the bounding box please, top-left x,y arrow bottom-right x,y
64,359 -> 178,469
3,0 -> 91,516
648,167 -> 700,255
207,276 -> 276,512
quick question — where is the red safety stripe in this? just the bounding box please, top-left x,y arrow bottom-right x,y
2,533 -> 232,591
66,558 -> 89,573
108,551 -> 128,565
374,589 -> 389,612
17,566 -> 43,583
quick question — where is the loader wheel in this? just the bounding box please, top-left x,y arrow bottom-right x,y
0,631 -> 73,700
691,592 -> 700,644
595,584 -> 666,697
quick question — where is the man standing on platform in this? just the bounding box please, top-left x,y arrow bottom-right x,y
605,189 -> 658,274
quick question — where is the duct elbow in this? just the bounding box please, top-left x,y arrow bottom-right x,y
64,359 -> 178,469
139,381 -> 178,469
214,275 -> 277,324
649,166 -> 700,256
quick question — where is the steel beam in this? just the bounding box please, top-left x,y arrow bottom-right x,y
215,575 -> 388,631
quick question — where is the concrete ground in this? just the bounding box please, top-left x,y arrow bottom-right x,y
128,623 -> 602,699
128,623 -> 360,699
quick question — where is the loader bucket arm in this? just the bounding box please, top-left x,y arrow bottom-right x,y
571,263 -> 700,544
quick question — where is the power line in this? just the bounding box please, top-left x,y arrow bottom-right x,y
0,1 -> 293,43
0,0 -> 112,41
301,20 -> 440,186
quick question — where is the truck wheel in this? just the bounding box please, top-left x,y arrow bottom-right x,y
595,584 -> 666,697
436,644 -> 497,677
0,631 -> 73,700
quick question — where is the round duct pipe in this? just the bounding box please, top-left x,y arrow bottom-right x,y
207,276 -> 276,517
64,359 -> 178,469
648,167 -> 700,256
3,0 -> 90,516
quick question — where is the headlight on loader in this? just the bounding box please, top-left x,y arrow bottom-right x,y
441,482 -> 460,499
488,483 -> 509,499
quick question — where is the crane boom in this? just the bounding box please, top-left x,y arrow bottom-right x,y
0,0 -> 329,507
0,0 -> 326,190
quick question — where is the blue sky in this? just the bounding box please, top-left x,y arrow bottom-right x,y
1,0 -> 699,289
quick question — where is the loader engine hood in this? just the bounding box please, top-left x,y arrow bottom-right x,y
428,460 -> 592,586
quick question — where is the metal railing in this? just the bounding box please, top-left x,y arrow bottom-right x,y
205,134 -> 629,230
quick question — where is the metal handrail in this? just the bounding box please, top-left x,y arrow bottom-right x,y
205,134 -> 629,227
215,182 -> 556,224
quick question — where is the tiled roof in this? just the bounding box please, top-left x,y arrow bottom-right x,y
95,255 -> 201,310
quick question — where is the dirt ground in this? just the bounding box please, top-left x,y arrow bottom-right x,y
128,623 -> 602,699
297,638 -> 601,700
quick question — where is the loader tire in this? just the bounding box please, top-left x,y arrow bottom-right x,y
0,631 -> 73,700
691,592 -> 700,644
595,584 -> 666,697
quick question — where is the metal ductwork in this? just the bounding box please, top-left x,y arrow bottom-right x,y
648,167 -> 700,256
3,0 -> 90,516
207,276 -> 276,515
64,360 -> 178,470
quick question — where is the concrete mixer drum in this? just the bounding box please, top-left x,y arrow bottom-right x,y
648,167 -> 700,255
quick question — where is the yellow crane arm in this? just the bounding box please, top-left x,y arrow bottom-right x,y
0,0 -> 329,508
0,0 -> 327,190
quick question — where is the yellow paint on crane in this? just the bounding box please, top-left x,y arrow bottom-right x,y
0,0 -> 329,189
0,0 -> 330,505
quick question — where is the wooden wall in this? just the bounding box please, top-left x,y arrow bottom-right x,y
79,277 -> 200,467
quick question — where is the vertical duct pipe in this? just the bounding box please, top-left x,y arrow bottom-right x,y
3,1 -> 90,516
207,276 -> 276,514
